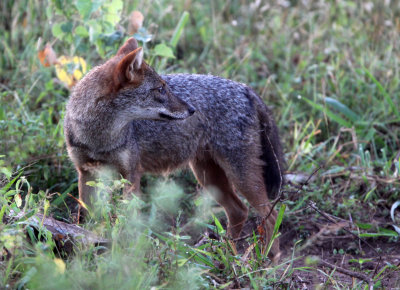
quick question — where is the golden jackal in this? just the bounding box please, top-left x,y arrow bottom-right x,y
64,38 -> 285,261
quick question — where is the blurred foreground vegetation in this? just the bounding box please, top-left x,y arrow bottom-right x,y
0,0 -> 399,288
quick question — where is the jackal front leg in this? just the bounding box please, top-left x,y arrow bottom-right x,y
122,172 -> 142,200
77,163 -> 100,222
119,161 -> 143,200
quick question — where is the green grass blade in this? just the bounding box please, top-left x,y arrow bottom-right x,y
273,204 -> 285,233
0,171 -> 23,195
52,183 -> 78,206
0,204 -> 7,223
362,67 -> 400,118
359,232 -> 398,238
303,97 -> 352,128
324,97 -> 359,122
192,252 -> 214,268
253,231 -> 261,260
212,214 -> 225,234
170,11 -> 190,48
265,204 -> 285,257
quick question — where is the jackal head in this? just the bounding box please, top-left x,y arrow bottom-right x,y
72,38 -> 195,121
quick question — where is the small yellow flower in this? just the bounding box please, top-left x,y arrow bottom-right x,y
55,56 -> 87,88
53,258 -> 65,274
53,258 -> 66,274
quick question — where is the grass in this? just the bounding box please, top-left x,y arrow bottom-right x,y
1,0 -> 400,288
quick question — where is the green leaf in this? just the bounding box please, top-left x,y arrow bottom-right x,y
76,0 -> 93,20
1,167 -> 12,179
102,31 -> 124,46
61,21 -> 73,33
106,0 -> 123,14
52,23 -> 64,39
104,0 -> 123,26
153,43 -> 175,59
134,27 -> 152,43
349,258 -> 372,264
15,194 -> 22,207
45,6 -> 52,19
88,20 -> 103,42
86,181 -> 97,187
75,25 -> 89,37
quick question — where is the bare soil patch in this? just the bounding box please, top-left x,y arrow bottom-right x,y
278,213 -> 399,288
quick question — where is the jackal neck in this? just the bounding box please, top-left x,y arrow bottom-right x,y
65,100 -> 133,153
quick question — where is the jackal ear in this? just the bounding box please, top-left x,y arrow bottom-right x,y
114,47 -> 144,87
116,38 -> 138,56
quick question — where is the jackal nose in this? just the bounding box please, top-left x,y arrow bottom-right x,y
188,106 -> 196,116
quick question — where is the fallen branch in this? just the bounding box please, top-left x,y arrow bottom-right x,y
319,259 -> 372,286
307,200 -> 383,275
8,210 -> 109,250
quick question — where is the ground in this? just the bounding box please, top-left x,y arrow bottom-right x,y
187,172 -> 400,289
199,208 -> 400,288
280,214 -> 400,288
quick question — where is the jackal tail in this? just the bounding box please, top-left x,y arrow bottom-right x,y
248,88 -> 285,199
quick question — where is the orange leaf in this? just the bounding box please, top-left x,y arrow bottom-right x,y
128,10 -> 144,35
22,17 -> 28,28
257,219 -> 266,244
38,44 -> 58,67
68,193 -> 88,210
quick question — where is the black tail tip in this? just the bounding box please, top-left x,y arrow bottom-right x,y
265,172 -> 284,200
260,115 -> 285,200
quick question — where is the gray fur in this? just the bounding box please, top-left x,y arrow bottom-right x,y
65,74 -> 284,191
64,58 -> 285,261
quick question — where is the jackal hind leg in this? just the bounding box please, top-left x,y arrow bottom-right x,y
230,167 -> 281,263
190,156 -> 248,240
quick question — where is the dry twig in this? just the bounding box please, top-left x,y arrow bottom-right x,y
319,259 -> 372,286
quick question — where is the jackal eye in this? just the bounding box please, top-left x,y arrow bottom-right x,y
157,86 -> 166,95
